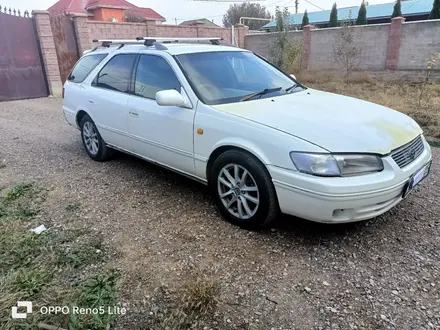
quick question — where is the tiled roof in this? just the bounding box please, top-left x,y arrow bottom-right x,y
47,0 -> 165,21
262,0 -> 433,28
48,0 -> 89,13
127,6 -> 165,21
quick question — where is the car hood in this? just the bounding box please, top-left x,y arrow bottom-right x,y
212,89 -> 422,154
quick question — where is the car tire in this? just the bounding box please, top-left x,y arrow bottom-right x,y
80,114 -> 113,162
210,149 -> 279,230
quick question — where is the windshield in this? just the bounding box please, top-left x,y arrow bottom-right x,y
175,51 -> 304,105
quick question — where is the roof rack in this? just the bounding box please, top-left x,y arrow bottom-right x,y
87,37 -> 223,53
135,37 -> 223,46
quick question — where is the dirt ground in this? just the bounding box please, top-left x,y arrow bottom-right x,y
0,98 -> 439,330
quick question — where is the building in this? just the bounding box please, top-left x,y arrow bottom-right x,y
179,18 -> 219,27
48,0 -> 165,23
261,0 -> 434,31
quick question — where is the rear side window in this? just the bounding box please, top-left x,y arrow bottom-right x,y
68,54 -> 107,83
95,54 -> 137,94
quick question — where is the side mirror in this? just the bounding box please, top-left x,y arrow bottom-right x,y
290,74 -> 297,80
156,90 -> 185,107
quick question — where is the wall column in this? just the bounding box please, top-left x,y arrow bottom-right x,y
302,24 -> 316,70
386,16 -> 405,70
72,13 -> 91,55
145,20 -> 157,37
32,10 -> 62,97
234,24 -> 249,48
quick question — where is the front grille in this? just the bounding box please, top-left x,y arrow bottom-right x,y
391,135 -> 424,168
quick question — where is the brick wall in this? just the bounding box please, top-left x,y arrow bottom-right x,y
91,8 -> 125,22
32,10 -> 63,97
244,19 -> 440,72
398,20 -> 440,70
86,21 -> 243,46
88,21 -> 147,41
244,30 -> 303,59
310,23 -> 390,71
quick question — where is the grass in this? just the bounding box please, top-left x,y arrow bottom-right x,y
65,203 -> 81,212
3,183 -> 34,202
428,140 -> 440,148
68,270 -> 120,330
11,267 -> 53,296
147,279 -> 221,330
57,242 -> 105,269
0,183 -> 43,221
298,72 -> 440,140
0,183 -> 119,330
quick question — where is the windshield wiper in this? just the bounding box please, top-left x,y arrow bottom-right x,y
240,87 -> 282,102
285,83 -> 299,93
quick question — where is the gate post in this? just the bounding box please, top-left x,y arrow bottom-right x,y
32,10 -> 62,97
302,25 -> 316,71
146,20 -> 157,37
386,16 -> 405,70
71,13 -> 91,55
234,24 -> 249,49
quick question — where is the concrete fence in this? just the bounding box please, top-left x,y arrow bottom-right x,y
244,18 -> 440,72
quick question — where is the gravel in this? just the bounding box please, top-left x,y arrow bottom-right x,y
0,98 -> 439,330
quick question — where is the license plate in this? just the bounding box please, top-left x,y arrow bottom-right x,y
402,161 -> 432,198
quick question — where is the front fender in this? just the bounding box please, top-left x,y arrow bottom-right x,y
211,137 -> 271,165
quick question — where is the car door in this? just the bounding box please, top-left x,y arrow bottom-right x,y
87,53 -> 137,152
126,54 -> 195,176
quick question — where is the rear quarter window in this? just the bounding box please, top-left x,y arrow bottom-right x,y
68,54 -> 108,83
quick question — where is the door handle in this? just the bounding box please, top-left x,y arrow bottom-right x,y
129,111 -> 139,117
88,100 -> 94,104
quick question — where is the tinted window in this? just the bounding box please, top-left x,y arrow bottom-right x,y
95,54 -> 137,93
68,54 -> 107,83
134,55 -> 181,100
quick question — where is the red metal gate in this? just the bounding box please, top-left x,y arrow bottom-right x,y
0,9 -> 48,101
50,14 -> 79,84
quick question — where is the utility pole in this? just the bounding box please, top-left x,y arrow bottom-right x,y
175,18 -> 177,25
295,0 -> 299,13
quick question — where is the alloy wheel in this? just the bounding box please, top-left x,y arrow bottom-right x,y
217,163 -> 260,219
83,122 -> 99,155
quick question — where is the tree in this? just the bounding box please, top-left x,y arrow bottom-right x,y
274,6 -> 291,31
269,7 -> 303,73
333,23 -> 362,84
125,12 -> 146,22
301,10 -> 309,29
429,0 -> 440,19
391,0 -> 402,18
329,3 -> 338,27
275,6 -> 285,31
418,51 -> 439,106
222,3 -> 271,30
356,1 -> 367,25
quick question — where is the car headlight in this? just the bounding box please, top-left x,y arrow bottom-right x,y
289,152 -> 384,177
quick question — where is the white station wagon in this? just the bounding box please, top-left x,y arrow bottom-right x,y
62,37 -> 432,229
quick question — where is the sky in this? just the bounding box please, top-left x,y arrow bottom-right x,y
2,0 -> 392,25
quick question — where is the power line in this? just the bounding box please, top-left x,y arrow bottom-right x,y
303,0 -> 325,11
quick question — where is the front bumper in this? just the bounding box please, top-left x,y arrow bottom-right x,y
269,138 -> 432,223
